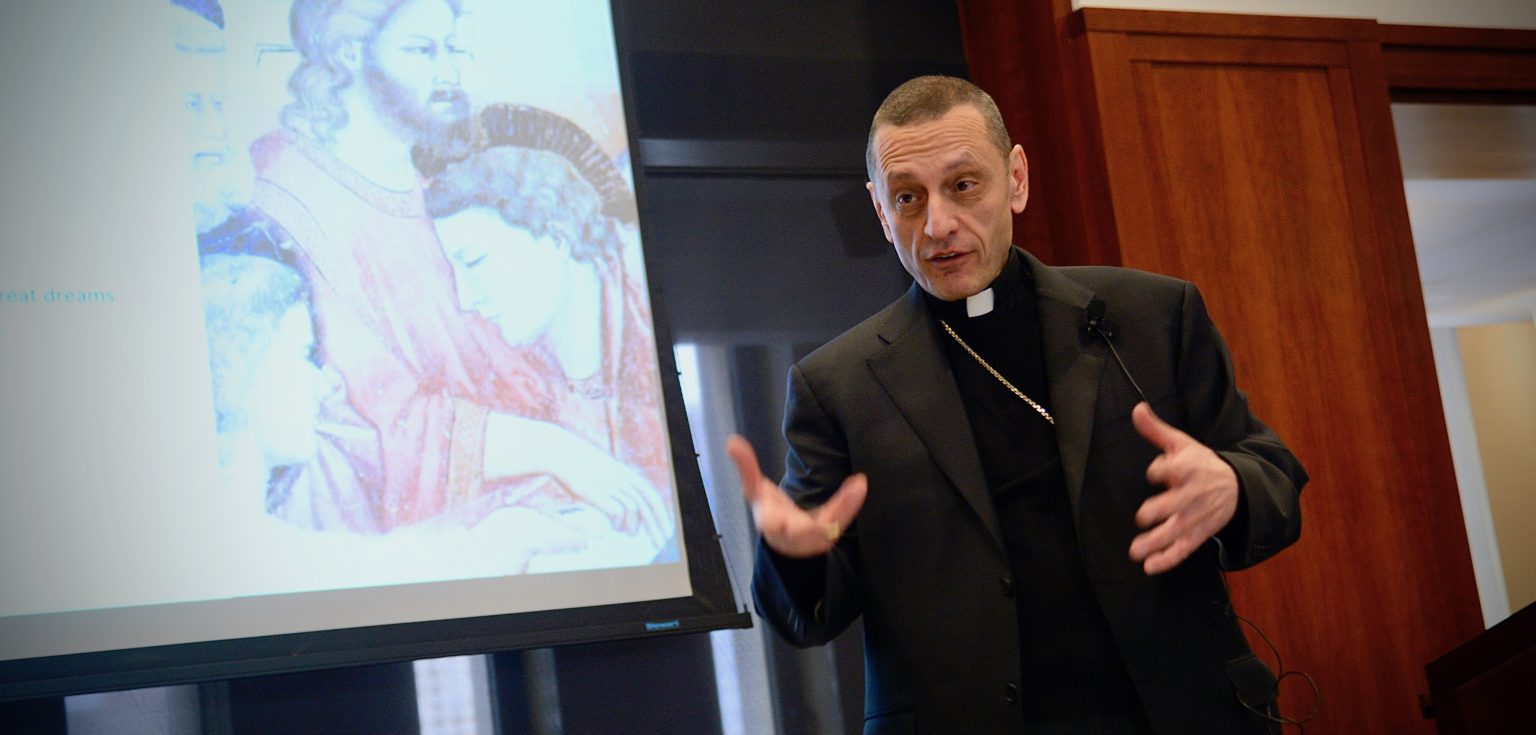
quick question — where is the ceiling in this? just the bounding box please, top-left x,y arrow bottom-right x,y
1394,103 -> 1536,328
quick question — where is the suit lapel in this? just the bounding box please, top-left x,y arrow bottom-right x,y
1025,251 -> 1105,523
864,254 -> 1106,552
867,285 -> 1007,557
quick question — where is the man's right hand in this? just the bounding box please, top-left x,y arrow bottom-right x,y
726,435 -> 867,558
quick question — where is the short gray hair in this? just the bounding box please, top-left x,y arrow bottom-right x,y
865,75 -> 1011,182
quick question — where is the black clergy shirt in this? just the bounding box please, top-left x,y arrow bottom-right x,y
926,249 -> 1143,722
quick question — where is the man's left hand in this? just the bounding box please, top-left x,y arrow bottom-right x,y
1128,402 -> 1238,575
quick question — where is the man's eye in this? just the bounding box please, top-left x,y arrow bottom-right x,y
404,44 -> 434,56
894,193 -> 916,206
462,252 -> 487,269
955,180 -> 976,192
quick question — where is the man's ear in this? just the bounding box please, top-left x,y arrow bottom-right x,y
1008,144 -> 1029,215
866,181 -> 893,243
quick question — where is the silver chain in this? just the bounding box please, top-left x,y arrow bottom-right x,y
938,319 -> 1054,425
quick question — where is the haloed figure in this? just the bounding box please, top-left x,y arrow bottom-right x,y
426,145 -> 678,557
430,149 -> 606,381
443,214 -> 590,355
250,0 -> 579,530
201,254 -> 336,513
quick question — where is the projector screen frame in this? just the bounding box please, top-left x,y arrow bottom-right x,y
0,0 -> 752,703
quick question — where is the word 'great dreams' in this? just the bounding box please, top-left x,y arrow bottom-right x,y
2,289 -> 116,304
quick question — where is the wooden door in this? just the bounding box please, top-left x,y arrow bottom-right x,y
1066,11 -> 1483,733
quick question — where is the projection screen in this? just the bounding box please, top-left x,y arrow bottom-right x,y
0,0 -> 746,701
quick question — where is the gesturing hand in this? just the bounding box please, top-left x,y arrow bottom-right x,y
726,435 -> 867,559
1128,402 -> 1239,575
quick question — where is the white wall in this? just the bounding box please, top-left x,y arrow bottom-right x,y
1430,328 -> 1511,628
1074,0 -> 1536,30
1457,321 -> 1536,618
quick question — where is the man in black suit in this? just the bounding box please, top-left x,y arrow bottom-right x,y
728,75 -> 1306,734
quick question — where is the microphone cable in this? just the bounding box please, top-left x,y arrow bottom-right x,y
1221,571 -> 1321,732
1087,297 -> 1320,731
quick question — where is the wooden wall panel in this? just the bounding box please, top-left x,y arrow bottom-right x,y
959,4 -> 1492,733
1069,11 -> 1483,734
957,0 -> 1107,265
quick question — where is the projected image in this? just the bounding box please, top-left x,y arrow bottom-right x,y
179,0 -> 676,576
0,0 -> 713,679
198,253 -> 597,581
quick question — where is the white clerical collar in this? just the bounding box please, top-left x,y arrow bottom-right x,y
965,288 -> 995,317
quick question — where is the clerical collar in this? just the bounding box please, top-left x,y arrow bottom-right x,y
966,288 -> 996,317
926,247 -> 1027,322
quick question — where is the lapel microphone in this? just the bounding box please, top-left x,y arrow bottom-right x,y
1085,299 -> 1114,337
1084,298 -> 1148,404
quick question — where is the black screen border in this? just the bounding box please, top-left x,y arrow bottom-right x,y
0,0 -> 751,703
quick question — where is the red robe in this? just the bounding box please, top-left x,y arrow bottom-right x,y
252,130 -> 557,529
250,130 -> 673,532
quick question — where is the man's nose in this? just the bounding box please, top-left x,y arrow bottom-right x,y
206,96 -> 228,141
194,109 -> 219,140
923,197 -> 959,241
187,97 -> 225,142
433,49 -> 459,84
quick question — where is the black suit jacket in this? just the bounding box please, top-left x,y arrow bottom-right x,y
753,249 -> 1306,734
